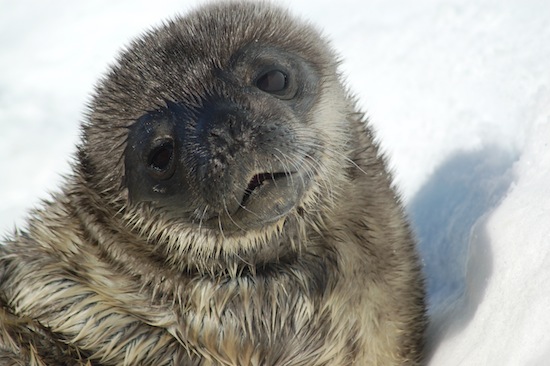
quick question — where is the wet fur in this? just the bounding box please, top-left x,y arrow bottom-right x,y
0,2 -> 426,365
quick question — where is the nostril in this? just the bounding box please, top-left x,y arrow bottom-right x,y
147,139 -> 175,179
150,144 -> 173,171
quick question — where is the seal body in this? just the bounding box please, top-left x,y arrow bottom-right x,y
0,2 -> 426,365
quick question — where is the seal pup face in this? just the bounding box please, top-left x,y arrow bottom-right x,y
80,2 -> 351,273
123,44 -> 319,232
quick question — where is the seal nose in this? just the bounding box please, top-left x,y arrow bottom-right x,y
194,102 -> 255,215
199,103 -> 253,154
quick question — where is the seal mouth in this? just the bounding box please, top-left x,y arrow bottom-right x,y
241,172 -> 292,207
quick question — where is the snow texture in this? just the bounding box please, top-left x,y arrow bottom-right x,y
1,0 -> 549,364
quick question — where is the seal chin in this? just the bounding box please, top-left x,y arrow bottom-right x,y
211,170 -> 309,233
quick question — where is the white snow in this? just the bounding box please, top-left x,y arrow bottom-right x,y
1,0 -> 549,364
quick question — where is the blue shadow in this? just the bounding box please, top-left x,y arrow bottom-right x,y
406,146 -> 517,349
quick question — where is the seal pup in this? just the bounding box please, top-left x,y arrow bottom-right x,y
0,1 -> 426,365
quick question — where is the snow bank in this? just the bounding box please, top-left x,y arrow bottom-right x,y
428,96 -> 550,365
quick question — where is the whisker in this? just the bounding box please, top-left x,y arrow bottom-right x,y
217,214 -> 226,240
230,194 -> 262,218
197,205 -> 209,232
295,135 -> 370,177
223,199 -> 246,232
273,148 -> 299,185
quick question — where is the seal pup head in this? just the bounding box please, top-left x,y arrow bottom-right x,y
79,1 -> 351,275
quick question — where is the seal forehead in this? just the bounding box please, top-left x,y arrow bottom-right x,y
164,1 -> 323,58
93,2 -> 328,114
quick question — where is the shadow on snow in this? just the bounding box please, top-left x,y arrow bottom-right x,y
406,146 -> 518,355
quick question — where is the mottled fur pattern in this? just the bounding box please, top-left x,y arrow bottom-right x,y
0,1 -> 426,365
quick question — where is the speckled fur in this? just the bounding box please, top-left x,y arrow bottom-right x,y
0,2 -> 426,365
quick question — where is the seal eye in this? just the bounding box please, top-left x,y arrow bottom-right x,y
147,139 -> 175,179
256,69 -> 288,93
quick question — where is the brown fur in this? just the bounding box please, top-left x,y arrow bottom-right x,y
0,2 -> 426,365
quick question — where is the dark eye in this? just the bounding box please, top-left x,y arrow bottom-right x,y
147,139 -> 175,179
256,69 -> 288,93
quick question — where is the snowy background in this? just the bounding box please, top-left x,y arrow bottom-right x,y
1,0 -> 549,364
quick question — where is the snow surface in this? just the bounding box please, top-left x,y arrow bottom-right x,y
1,0 -> 549,364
